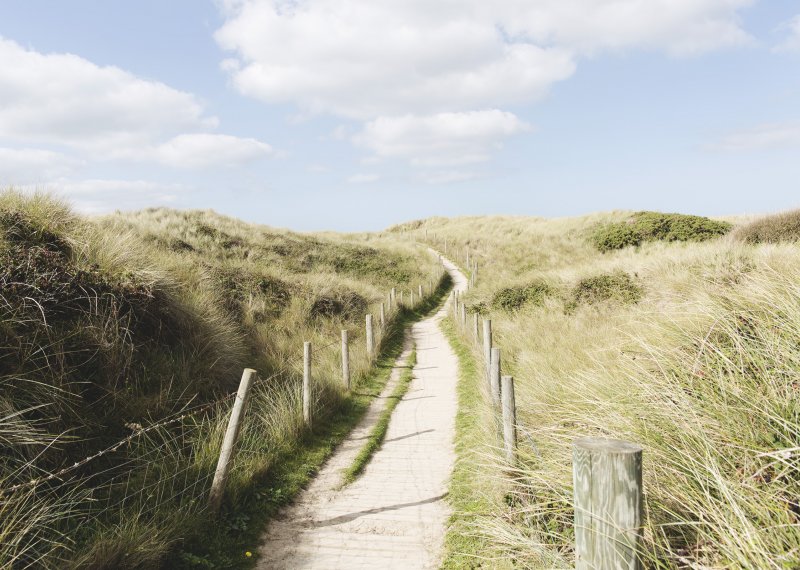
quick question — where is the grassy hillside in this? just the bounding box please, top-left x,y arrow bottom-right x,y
0,191 -> 442,568
399,211 -> 800,568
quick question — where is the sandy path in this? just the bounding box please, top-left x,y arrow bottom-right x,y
255,256 -> 467,569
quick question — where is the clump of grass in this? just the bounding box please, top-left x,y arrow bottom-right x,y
567,271 -> 642,311
491,280 -> 555,312
341,349 -> 417,486
734,209 -> 800,244
592,211 -> 731,252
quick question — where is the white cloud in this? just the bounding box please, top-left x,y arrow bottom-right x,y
151,134 -> 273,168
421,170 -> 481,185
346,173 -> 380,184
353,110 -> 530,167
215,0 -> 753,173
774,15 -> 800,53
0,38 -> 214,150
216,0 -> 752,120
711,122 -> 800,151
0,38 -> 273,173
0,147 -> 81,183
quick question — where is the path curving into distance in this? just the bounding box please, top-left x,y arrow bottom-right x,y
255,254 -> 467,569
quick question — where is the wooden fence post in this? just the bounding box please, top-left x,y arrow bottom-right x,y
473,313 -> 479,341
341,330 -> 350,390
490,348 -> 501,407
391,287 -> 396,308
303,341 -> 312,427
483,319 -> 492,384
460,302 -> 467,329
419,284 -> 423,298
573,438 -> 643,570
366,314 -> 375,358
501,375 -> 516,464
380,302 -> 386,328
209,368 -> 256,513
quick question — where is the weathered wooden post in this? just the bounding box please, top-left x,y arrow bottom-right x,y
490,348 -> 501,407
428,279 -> 433,294
472,313 -> 479,341
209,368 -> 256,513
366,314 -> 375,358
418,284 -> 423,298
303,342 -> 312,427
501,375 -> 516,464
482,319 -> 492,384
391,287 -> 396,308
341,329 -> 350,390
573,438 -> 644,570
460,302 -> 467,329
380,302 -> 386,328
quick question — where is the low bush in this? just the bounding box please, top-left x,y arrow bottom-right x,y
592,211 -> 731,252
733,209 -> 800,244
568,271 -> 642,310
491,280 -> 555,312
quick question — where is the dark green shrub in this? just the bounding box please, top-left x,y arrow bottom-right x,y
492,280 -> 554,311
734,209 -> 800,244
592,211 -> 731,252
568,271 -> 642,311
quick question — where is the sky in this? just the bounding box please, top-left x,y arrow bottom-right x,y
0,0 -> 798,231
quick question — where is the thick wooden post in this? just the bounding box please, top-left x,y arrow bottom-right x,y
380,302 -> 386,328
366,314 -> 375,358
418,284 -> 423,298
209,368 -> 256,513
460,302 -> 467,329
303,342 -> 312,427
341,330 -> 350,390
573,438 -> 643,570
501,375 -> 516,464
483,319 -> 492,384
490,348 -> 501,407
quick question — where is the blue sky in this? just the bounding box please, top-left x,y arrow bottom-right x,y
0,1 -> 798,230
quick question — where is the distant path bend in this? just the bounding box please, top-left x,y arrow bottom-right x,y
255,253 -> 467,569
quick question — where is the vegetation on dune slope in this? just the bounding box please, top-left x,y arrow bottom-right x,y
591,210 -> 732,252
0,191 -> 440,569
403,213 -> 799,569
734,208 -> 800,244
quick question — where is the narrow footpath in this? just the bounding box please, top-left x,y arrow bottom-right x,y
255,256 -> 467,569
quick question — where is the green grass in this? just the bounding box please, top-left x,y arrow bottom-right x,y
439,318 -> 509,569
341,350 -> 417,486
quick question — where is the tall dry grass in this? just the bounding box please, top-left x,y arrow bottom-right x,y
0,190 -> 442,568
401,213 -> 800,568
